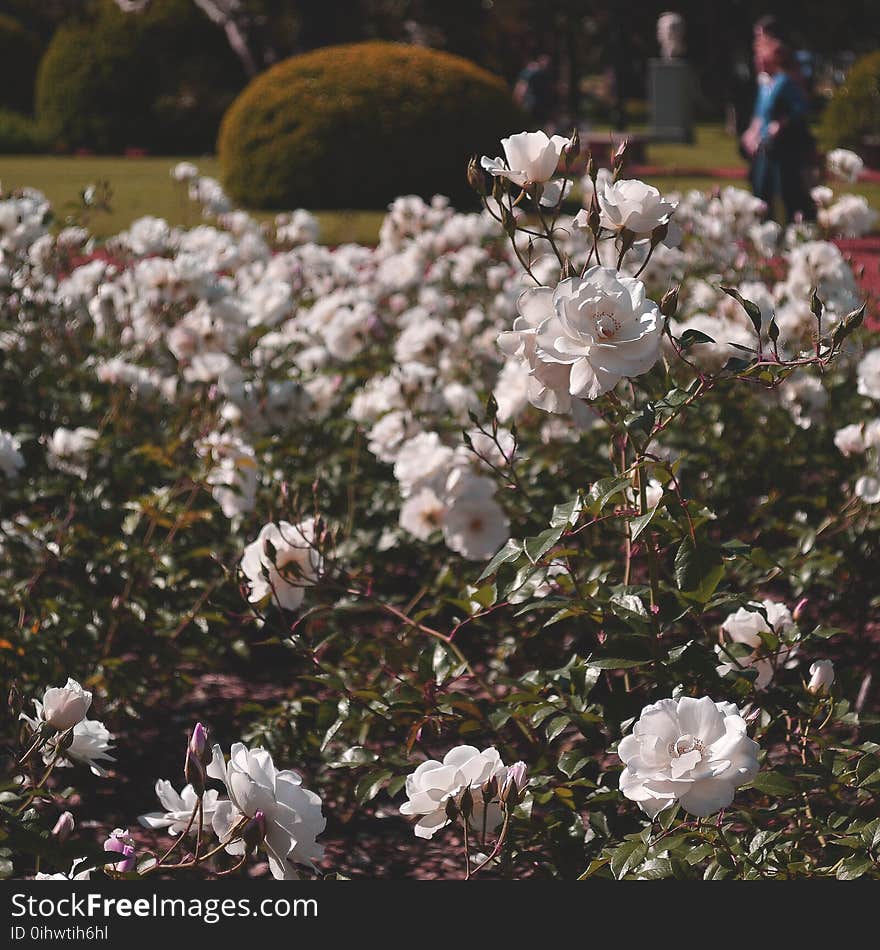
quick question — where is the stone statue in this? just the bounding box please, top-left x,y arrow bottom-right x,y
657,12 -> 686,60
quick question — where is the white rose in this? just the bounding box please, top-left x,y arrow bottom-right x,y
826,148 -> 864,183
807,659 -> 835,694
597,178 -> 678,241
41,678 -> 92,732
617,696 -> 760,818
208,743 -> 326,879
717,601 -> 799,689
440,470 -> 510,561
241,519 -> 322,612
481,131 -> 571,187
857,349 -> 880,401
399,744 -> 509,839
855,473 -> 880,504
0,430 -> 25,478
834,423 -> 867,457
138,781 -> 220,836
502,267 -> 663,405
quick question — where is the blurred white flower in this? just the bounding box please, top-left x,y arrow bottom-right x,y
46,427 -> 99,478
0,430 -> 24,478
826,148 -> 864,183
857,349 -> 880,401
241,519 -> 323,612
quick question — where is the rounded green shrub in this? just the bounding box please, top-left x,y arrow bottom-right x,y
0,14 -> 42,114
35,0 -> 246,153
218,41 -> 526,210
820,51 -> 880,152
0,109 -> 49,154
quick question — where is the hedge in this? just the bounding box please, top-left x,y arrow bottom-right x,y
35,0 -> 246,154
218,41 -> 526,210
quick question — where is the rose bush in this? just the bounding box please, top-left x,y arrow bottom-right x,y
1,133 -> 879,881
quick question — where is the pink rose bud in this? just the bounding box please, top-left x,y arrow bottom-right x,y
501,761 -> 528,804
103,828 -> 137,873
808,660 -> 835,695
41,678 -> 92,733
52,811 -> 75,843
184,723 -> 210,796
793,598 -> 809,623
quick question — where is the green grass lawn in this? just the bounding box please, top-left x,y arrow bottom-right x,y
0,154 -> 385,245
0,126 -> 876,246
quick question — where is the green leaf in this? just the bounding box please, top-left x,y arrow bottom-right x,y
587,656 -> 653,670
523,525 -> 564,564
836,854 -> 872,881
550,495 -> 583,528
586,476 -> 631,514
678,328 -> 715,349
354,769 -> 393,804
720,285 -> 763,336
674,539 -> 724,604
327,746 -> 378,769
545,714 -> 570,742
630,503 -> 660,542
478,539 -> 522,580
748,770 -> 797,796
611,838 -> 648,879
558,750 -> 591,779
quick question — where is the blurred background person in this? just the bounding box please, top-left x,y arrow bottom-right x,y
741,15 -> 817,223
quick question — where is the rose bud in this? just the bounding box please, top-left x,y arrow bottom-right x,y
481,775 -> 499,803
41,678 -> 92,733
459,786 -> 475,820
792,597 -> 809,623
184,722 -> 210,796
241,810 -> 267,855
52,811 -> 75,843
103,828 -> 137,873
500,761 -> 528,805
808,660 -> 835,695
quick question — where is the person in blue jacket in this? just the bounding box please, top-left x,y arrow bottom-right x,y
741,18 -> 817,223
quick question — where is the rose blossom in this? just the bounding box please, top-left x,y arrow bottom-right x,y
499,267 -> 663,406
717,600 -> 799,689
20,689 -> 116,776
857,348 -> 880,401
595,178 -> 678,242
138,781 -> 220,835
0,429 -> 24,478
826,148 -> 864,183
207,742 -> 326,879
40,678 -> 92,732
617,696 -> 760,817
481,131 -> 571,187
399,745 -> 510,839
240,518 -> 322,611
807,659 -> 835,694
103,828 -> 137,873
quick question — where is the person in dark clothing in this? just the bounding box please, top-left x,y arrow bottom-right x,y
740,20 -> 817,223
513,54 -> 556,129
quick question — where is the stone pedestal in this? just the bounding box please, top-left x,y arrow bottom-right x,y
648,58 -> 693,143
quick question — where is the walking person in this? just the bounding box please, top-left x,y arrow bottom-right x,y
740,18 -> 817,223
